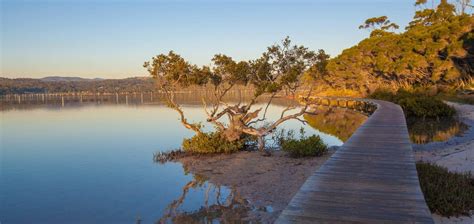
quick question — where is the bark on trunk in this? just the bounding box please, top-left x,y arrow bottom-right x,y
257,136 -> 265,152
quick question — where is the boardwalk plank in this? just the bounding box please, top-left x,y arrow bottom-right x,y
276,99 -> 433,223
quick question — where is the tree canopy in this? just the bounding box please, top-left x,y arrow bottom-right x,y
313,0 -> 473,94
144,37 -> 328,152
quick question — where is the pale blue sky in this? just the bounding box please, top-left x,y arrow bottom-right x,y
2,0 -> 419,78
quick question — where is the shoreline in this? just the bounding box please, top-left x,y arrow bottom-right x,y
177,149 -> 335,222
174,102 -> 474,223
414,102 -> 474,174
414,102 -> 474,224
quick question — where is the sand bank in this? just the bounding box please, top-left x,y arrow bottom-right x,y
177,150 -> 334,222
414,102 -> 474,224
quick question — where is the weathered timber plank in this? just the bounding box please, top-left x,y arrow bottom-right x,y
276,99 -> 434,223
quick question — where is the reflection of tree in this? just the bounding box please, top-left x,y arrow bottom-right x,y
158,174 -> 251,224
407,117 -> 469,144
304,106 -> 367,142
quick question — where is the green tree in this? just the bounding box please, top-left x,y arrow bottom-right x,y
315,0 -> 473,93
359,16 -> 399,37
144,37 -> 324,152
359,16 -> 400,31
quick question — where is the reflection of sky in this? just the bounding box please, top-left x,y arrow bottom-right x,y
0,104 -> 341,223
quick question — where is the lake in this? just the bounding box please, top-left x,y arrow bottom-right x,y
0,93 -> 347,224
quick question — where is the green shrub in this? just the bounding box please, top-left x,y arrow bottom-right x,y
279,128 -> 327,158
416,162 -> 474,217
369,88 -> 455,118
367,88 -> 397,102
182,132 -> 244,154
398,96 -> 455,118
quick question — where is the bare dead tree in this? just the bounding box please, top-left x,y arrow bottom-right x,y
144,37 -> 327,152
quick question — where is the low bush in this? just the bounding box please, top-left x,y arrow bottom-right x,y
416,162 -> 474,217
398,96 -> 455,118
367,88 -> 397,102
279,128 -> 327,158
369,88 -> 455,118
182,132 -> 244,154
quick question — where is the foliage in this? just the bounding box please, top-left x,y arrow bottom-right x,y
359,16 -> 400,37
144,37 -> 328,151
369,88 -> 456,118
0,77 -> 157,94
182,132 -> 245,154
313,1 -> 474,93
315,88 -> 362,97
278,128 -> 327,158
398,95 -> 456,117
416,162 -> 474,217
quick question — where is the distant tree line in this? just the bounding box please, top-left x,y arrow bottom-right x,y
0,77 -> 157,95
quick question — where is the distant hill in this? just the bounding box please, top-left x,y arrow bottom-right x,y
0,77 -> 156,95
40,76 -> 104,82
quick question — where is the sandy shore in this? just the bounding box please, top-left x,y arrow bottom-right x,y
414,102 -> 474,224
177,150 -> 334,222
174,103 -> 473,223
414,102 -> 474,174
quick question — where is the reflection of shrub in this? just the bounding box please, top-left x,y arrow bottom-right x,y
154,149 -> 187,164
416,162 -> 474,217
279,128 -> 327,158
182,132 -> 244,154
407,117 -> 468,144
369,89 -> 455,118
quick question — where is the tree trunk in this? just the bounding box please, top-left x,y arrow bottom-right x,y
257,136 -> 265,151
257,136 -> 271,156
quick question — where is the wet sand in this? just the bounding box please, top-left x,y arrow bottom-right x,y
414,102 -> 474,224
174,103 -> 474,223
177,150 -> 334,222
414,102 -> 474,174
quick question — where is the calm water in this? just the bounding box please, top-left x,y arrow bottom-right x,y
0,94 -> 344,224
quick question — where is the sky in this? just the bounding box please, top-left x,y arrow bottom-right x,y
1,0 -> 420,79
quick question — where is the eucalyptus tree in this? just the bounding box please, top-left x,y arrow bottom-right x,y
358,16 -> 400,31
144,37 -> 326,152
359,16 -> 400,37
319,0 -> 473,92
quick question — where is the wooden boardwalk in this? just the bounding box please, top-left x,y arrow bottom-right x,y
276,99 -> 434,223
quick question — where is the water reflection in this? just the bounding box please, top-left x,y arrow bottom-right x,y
0,92 -> 298,111
1,93 -> 321,223
304,106 -> 368,142
407,117 -> 469,144
158,173 -> 255,224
